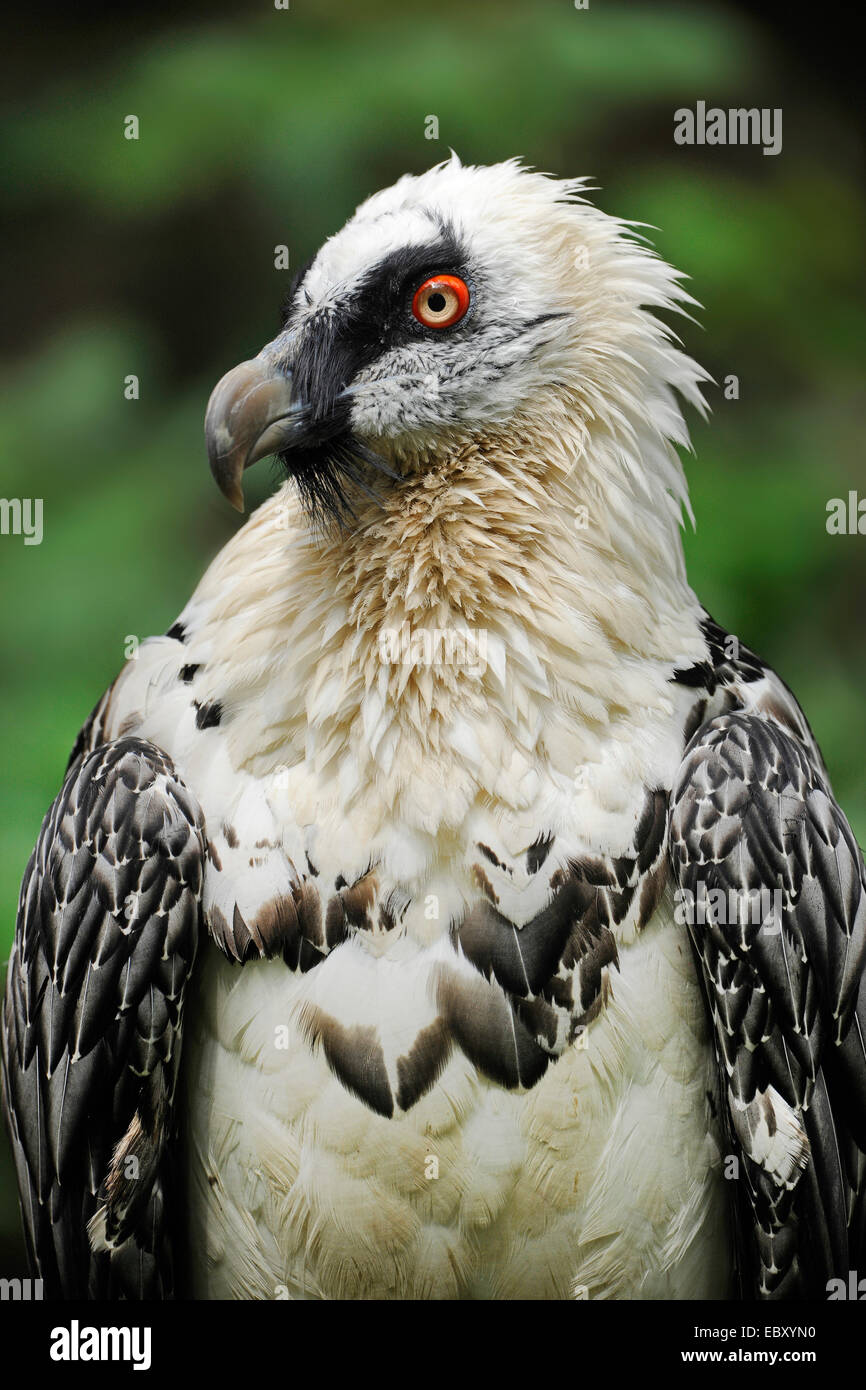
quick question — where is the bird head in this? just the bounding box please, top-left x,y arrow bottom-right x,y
205,156 -> 708,531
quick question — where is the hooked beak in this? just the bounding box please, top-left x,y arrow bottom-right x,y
205,329 -> 297,511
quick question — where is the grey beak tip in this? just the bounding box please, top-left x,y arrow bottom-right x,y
204,351 -> 295,510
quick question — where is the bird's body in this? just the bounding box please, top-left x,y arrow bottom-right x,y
4,159 -> 865,1300
97,490 -> 727,1300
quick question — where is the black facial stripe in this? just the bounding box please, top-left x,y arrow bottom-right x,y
354,226 -> 467,324
290,315 -> 357,431
288,222 -> 469,428
277,223 -> 470,522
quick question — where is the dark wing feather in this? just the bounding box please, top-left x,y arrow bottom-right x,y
669,710 -> 866,1298
1,736 -> 206,1299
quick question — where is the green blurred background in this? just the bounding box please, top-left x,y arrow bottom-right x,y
0,0 -> 863,1274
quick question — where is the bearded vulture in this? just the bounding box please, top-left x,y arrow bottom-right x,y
3,157 -> 865,1302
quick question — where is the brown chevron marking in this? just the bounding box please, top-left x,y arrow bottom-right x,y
232,903 -> 260,957
254,895 -> 300,954
478,843 -> 511,874
210,901 -> 267,961
472,863 -> 499,906
282,927 -> 325,974
433,963 -> 550,1090
569,853 -> 619,889
395,1016 -> 452,1110
564,920 -> 619,1015
324,894 -> 346,948
580,972 -> 613,1028
526,833 -> 554,875
340,871 -> 378,932
446,785 -> 665,1081
458,883 -> 588,997
293,879 -> 323,947
298,1003 -> 393,1118
206,782 -> 668,1112
208,866 -> 388,969
208,903 -> 231,955
378,899 -> 396,933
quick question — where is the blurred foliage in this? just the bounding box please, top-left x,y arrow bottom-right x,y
0,0 -> 863,1271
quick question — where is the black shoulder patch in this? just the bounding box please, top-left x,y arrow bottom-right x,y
672,613 -> 767,694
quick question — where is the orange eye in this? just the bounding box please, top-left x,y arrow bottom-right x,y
412,274 -> 471,329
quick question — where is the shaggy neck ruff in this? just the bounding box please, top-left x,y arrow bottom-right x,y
189,388 -> 705,830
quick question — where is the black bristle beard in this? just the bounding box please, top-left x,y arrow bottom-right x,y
277,437 -> 383,534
